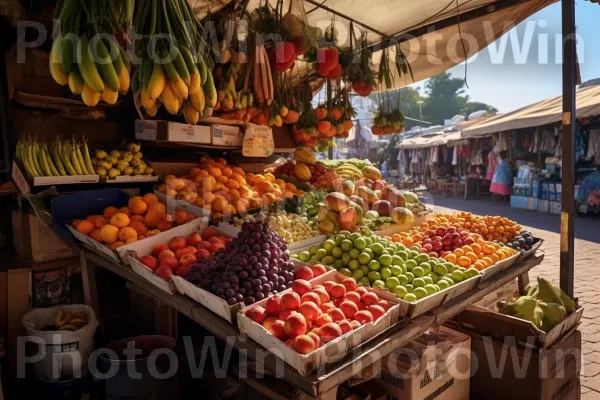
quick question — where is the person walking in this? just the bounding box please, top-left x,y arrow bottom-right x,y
490,150 -> 513,201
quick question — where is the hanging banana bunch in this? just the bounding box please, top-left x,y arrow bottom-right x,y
133,0 -> 216,124
50,0 -> 133,107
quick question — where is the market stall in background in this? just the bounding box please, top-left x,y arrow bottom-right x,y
0,0 -> 584,399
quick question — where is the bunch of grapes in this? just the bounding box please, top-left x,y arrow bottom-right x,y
186,217 -> 296,306
273,161 -> 296,176
309,164 -> 328,183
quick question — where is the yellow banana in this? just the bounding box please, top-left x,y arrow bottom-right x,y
141,86 -> 156,109
55,309 -> 64,327
68,68 -> 85,95
148,62 -> 166,100
188,71 -> 200,95
189,86 -> 205,113
82,85 -> 101,107
59,324 -> 78,331
72,311 -> 86,320
171,77 -> 188,100
101,88 -> 119,105
160,83 -> 180,115
183,101 -> 199,124
146,103 -> 159,117
118,66 -> 130,94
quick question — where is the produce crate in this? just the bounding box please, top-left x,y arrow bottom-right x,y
236,270 -> 402,377
396,274 -> 481,318
12,158 -> 99,194
479,252 -> 521,282
52,188 -> 205,263
449,303 -> 583,349
216,221 -> 326,253
123,218 -> 210,294
518,237 -> 544,262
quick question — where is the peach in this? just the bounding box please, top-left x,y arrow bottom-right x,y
265,295 -> 283,316
284,313 -> 307,338
76,220 -> 95,235
327,308 -> 346,322
176,266 -> 190,278
377,300 -> 392,311
357,302 -> 367,311
174,210 -> 189,226
279,309 -> 297,321
155,266 -> 173,281
285,339 -> 295,348
118,227 -> 138,242
344,291 -> 361,305
293,335 -> 316,354
350,320 -> 362,330
111,241 -> 125,249
89,229 -> 103,243
354,310 -> 373,325
320,302 -> 335,313
318,322 -> 342,343
157,219 -> 173,232
315,313 -> 333,327
269,320 -> 288,340
118,207 -> 132,217
110,213 -> 130,229
140,255 -> 158,271
262,317 -> 278,331
295,266 -> 314,280
246,306 -> 268,324
159,256 -> 179,272
300,292 -> 321,306
130,215 -> 144,223
310,264 -> 327,277
355,287 -> 368,296
144,211 -> 162,228
168,236 -> 187,251
367,305 -> 385,321
195,249 -> 210,259
148,202 -> 167,215
312,284 -> 325,291
103,206 -> 119,219
329,284 -> 346,299
307,332 -> 321,348
175,247 -> 195,259
312,288 -> 330,304
361,292 -> 379,306
292,279 -> 312,296
125,238 -> 138,245
129,221 -> 149,236
339,301 -> 359,319
152,243 -> 170,257
323,281 -> 336,292
341,278 -> 357,292
100,224 -> 119,244
333,298 -> 344,308
281,292 -> 301,310
299,302 -> 320,323
158,250 -> 175,260
338,320 -> 353,334
186,232 -> 203,247
179,254 -> 197,267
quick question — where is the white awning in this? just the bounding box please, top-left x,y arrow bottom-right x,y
397,130 -> 463,149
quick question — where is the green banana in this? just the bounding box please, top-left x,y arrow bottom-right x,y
197,53 -> 207,85
78,35 -> 104,93
92,37 -> 119,92
171,47 -> 190,85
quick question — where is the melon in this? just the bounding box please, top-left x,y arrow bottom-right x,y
381,186 -> 406,207
338,207 -> 356,232
356,186 -> 378,205
349,195 -> 369,212
324,192 -> 351,213
371,200 -> 393,217
391,207 -> 414,225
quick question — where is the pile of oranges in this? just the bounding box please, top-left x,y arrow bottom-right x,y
442,235 -> 518,271
157,156 -> 305,218
71,193 -> 195,249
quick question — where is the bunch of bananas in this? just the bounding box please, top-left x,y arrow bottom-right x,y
92,143 -> 154,179
16,137 -> 96,178
133,0 -> 217,123
49,0 -> 132,106
54,309 -> 89,332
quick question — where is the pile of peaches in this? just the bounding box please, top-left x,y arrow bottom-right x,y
139,228 -> 230,281
244,271 -> 393,355
71,193 -> 195,249
156,156 -> 304,219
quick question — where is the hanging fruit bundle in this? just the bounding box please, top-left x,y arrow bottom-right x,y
292,79 -> 319,147
372,107 -> 404,135
332,87 -> 355,139
133,0 -> 216,123
49,0 -> 133,106
371,47 -> 405,135
347,31 -> 376,97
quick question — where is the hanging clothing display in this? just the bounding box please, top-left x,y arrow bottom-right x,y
451,147 -> 458,165
586,129 -> 600,163
575,130 -> 587,162
486,151 -> 498,180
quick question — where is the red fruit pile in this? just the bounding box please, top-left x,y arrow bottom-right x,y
352,80 -> 373,97
315,48 -> 342,79
245,275 -> 390,355
416,225 -> 475,258
268,42 -> 296,72
140,227 -> 231,281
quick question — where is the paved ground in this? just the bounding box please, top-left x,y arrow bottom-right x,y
431,196 -> 600,397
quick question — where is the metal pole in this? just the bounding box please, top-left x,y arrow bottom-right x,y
417,101 -> 424,134
327,78 -> 333,160
560,0 -> 576,297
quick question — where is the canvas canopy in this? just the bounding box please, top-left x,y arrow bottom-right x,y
397,130 -> 462,149
462,85 -> 600,138
189,0 -> 556,88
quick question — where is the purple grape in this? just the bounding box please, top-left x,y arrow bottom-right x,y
259,276 -> 268,284
240,271 -> 249,280
255,292 -> 265,301
230,276 -> 239,284
247,238 -> 256,246
264,234 -> 272,241
263,283 -> 272,293
277,276 -> 285,284
267,273 -> 278,282
231,284 -> 239,291
245,296 -> 256,305
261,250 -> 271,259
277,284 -> 287,291
222,282 -> 231,290
242,281 -> 252,290
249,256 -> 258,265
282,253 -> 289,261
250,270 -> 258,278
238,288 -> 246,296
253,232 -> 261,240
227,298 -> 237,305
257,269 -> 266,277
234,293 -> 244,302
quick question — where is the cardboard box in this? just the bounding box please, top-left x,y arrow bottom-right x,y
211,124 -> 243,147
555,183 -> 562,202
456,327 -> 581,400
31,258 -> 79,308
538,199 -> 550,213
12,209 -> 78,263
510,196 -> 538,211
377,326 -> 471,400
550,201 -> 561,215
135,120 -> 211,144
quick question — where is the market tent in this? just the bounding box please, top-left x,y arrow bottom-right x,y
397,130 -> 462,149
462,84 -> 600,138
190,0 -> 556,88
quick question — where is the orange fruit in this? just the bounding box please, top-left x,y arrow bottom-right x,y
228,189 -> 241,202
211,196 -> 228,213
200,156 -> 215,166
283,190 -> 294,199
203,191 -> 216,204
144,211 -> 162,228
462,245 -> 474,254
164,174 -> 177,182
174,210 -> 189,225
71,219 -> 83,228
223,204 -> 237,215
128,220 -> 149,236
130,215 -> 144,222
483,245 -> 495,255
209,167 -> 222,178
490,253 -> 500,263
157,184 -> 168,194
125,238 -> 137,245
453,248 -> 465,257
87,215 -> 108,229
89,229 -> 103,243
215,157 -> 227,166
110,213 -> 130,229
473,261 -> 485,271
216,175 -> 228,184
465,252 -> 478,264
232,200 -> 246,213
470,243 -> 482,254
457,256 -> 471,268
444,253 -> 457,264
482,257 -> 494,267
148,202 -> 166,215
100,224 -> 119,244
221,167 -> 233,177
193,198 -> 204,207
103,206 -> 119,219
142,193 -> 159,206
128,196 -> 143,209
110,241 -> 125,249
76,220 -> 95,235
225,179 -> 240,190
129,198 -> 148,215
213,183 -> 225,192
118,207 -> 132,217
118,227 -> 138,242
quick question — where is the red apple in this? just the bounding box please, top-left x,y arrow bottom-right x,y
310,264 -> 327,277
155,266 -> 173,281
281,292 -> 301,310
175,247 -> 195,259
246,306 -> 268,324
158,249 -> 175,260
296,266 -> 314,280
179,254 -> 197,267
176,266 -> 190,278
186,232 -> 203,247
159,256 -> 179,272
168,236 -> 187,251
195,249 -> 211,259
140,255 -> 158,271
265,294 -> 283,316
196,241 -> 212,250
151,243 -> 169,257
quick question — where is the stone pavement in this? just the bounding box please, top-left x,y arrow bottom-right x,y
431,196 -> 600,397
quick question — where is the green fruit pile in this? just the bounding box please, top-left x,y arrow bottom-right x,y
92,143 -> 154,179
293,230 -> 481,302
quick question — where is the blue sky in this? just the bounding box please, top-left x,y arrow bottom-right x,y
411,1 -> 600,113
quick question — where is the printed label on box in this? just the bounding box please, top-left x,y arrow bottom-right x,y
212,124 -> 243,146
243,124 -> 274,157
